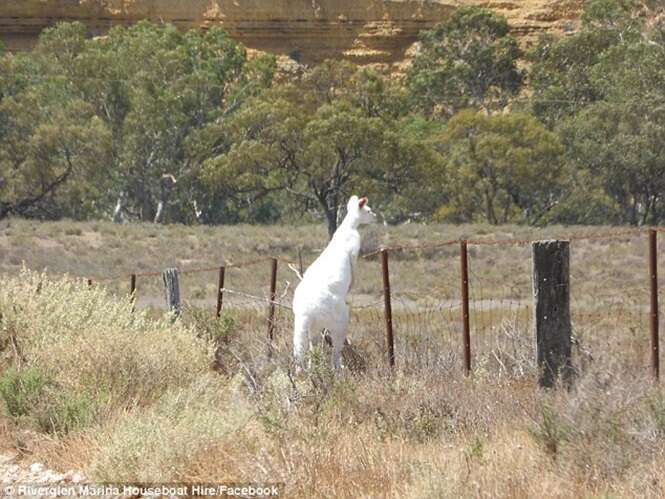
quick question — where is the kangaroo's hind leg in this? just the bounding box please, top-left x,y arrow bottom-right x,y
293,314 -> 311,370
328,305 -> 349,371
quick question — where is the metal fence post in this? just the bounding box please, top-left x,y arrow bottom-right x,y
381,249 -> 395,368
650,229 -> 660,381
298,248 -> 304,277
460,240 -> 471,375
267,258 -> 278,341
216,266 -> 226,318
130,273 -> 137,312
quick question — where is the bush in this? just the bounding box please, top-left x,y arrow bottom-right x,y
648,394 -> 665,437
88,375 -> 254,481
529,404 -> 572,456
0,367 -> 95,435
187,307 -> 237,344
0,367 -> 47,417
0,270 -> 211,425
36,391 -> 95,435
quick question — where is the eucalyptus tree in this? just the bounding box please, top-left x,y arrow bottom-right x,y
407,6 -> 523,118
201,61 -> 434,237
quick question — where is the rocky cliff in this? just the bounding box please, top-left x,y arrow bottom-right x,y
0,1 -> 584,66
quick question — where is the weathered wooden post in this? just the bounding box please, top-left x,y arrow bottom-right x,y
381,249 -> 395,368
162,268 -> 181,318
532,240 -> 573,388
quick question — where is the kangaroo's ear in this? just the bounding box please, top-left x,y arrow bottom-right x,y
358,197 -> 368,208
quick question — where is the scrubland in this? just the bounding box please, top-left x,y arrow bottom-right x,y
0,219 -> 664,498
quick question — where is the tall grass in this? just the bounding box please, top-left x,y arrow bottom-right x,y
1,226 -> 664,497
0,270 -> 209,437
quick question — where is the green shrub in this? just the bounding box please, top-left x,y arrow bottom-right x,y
0,367 -> 47,417
406,403 -> 446,443
529,404 -> 572,456
0,368 -> 96,435
37,391 -> 95,435
187,307 -> 237,344
465,434 -> 484,461
0,270 -> 211,425
648,394 -> 665,437
64,227 -> 83,236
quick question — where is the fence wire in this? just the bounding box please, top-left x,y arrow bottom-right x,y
467,241 -> 533,376
76,226 -> 663,377
569,231 -> 649,374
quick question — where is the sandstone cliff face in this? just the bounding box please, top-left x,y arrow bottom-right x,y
0,1 -> 584,66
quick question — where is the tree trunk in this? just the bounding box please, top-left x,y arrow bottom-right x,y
141,196 -> 155,222
629,197 -> 639,226
484,189 -> 498,225
112,196 -> 124,223
325,206 -> 337,239
651,196 -> 659,226
154,201 -> 164,224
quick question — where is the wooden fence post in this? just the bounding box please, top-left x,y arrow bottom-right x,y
162,268 -> 181,318
216,266 -> 226,318
532,240 -> 573,388
381,249 -> 395,368
649,229 -> 660,381
267,258 -> 278,341
459,240 -> 471,375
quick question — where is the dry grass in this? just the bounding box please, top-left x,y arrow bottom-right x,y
0,220 -> 664,497
0,218 -> 651,309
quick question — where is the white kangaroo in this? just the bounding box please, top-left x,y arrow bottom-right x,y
292,195 -> 377,370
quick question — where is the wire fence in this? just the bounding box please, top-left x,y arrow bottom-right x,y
84,227 -> 664,381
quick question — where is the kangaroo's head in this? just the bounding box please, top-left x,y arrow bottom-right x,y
347,195 -> 377,225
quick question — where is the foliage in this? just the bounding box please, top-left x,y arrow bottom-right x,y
543,169 -> 621,225
0,269 -> 211,435
0,366 -> 95,435
0,367 -> 47,417
528,0 -> 665,225
89,375 -> 251,482
436,111 -> 564,224
529,404 -> 573,456
0,26 -> 112,219
528,0 -> 643,125
1,7 -> 665,227
187,307 -> 238,344
557,98 -> 665,225
407,7 -> 523,118
76,22 -> 271,223
0,21 -> 272,223
36,391 -> 96,435
201,61 -> 434,236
